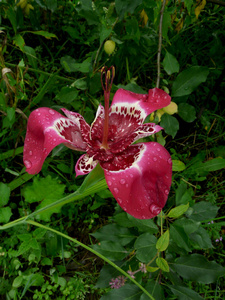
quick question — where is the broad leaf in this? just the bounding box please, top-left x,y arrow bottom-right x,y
172,160 -> 186,172
188,201 -> 219,221
156,230 -> 169,252
101,284 -> 142,300
115,0 -> 142,18
135,233 -> 157,263
172,254 -> 225,283
156,257 -> 169,272
127,215 -> 158,233
92,241 -> 128,261
168,204 -> 189,219
160,114 -> 179,138
163,52 -> 180,75
170,224 -> 191,252
0,182 -> 10,207
141,281 -> 164,300
189,227 -> 213,249
169,285 -> 203,300
0,207 -> 12,223
172,66 -> 209,97
178,103 -> 196,122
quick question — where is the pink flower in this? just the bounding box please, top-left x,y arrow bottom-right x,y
23,68 -> 172,219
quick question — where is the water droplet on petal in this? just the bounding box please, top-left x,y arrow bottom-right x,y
153,157 -> 157,162
49,109 -> 55,115
149,204 -> 161,216
167,158 -> 172,164
130,174 -> 134,178
108,180 -> 112,186
24,159 -> 32,169
119,179 -> 126,185
157,148 -> 160,152
165,189 -> 169,195
29,150 -> 33,156
114,188 -> 119,194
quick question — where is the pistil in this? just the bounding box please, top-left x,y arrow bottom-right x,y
101,66 -> 115,149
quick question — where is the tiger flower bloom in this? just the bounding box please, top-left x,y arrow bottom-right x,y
23,67 -> 172,219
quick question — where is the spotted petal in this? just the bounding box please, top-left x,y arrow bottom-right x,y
103,142 -> 172,219
23,108 -> 87,174
111,88 -> 171,119
75,153 -> 99,176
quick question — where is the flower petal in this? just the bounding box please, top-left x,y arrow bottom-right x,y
75,154 -> 99,176
103,142 -> 172,219
23,108 -> 87,174
111,88 -> 171,118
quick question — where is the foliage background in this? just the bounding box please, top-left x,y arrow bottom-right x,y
0,0 -> 225,299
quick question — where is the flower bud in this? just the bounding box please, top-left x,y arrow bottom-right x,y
162,101 -> 178,115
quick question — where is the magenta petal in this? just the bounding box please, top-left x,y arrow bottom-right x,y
111,88 -> 171,118
103,142 -> 172,219
75,154 -> 99,176
23,108 -> 87,174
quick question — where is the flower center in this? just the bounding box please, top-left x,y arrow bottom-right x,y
100,66 -> 115,150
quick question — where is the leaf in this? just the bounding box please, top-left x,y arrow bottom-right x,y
28,30 -> 57,39
156,230 -> 170,252
189,227 -> 213,249
23,176 -> 66,221
195,0 -> 206,19
194,158 -> 225,176
170,224 -> 191,252
172,66 -> 209,97
169,285 -> 203,300
188,201 -> 219,221
175,182 -> 193,206
0,207 -> 12,223
156,257 -> 169,272
141,281 -> 164,300
163,52 -> 180,75
115,0 -> 142,18
173,218 -> 200,235
79,163 -> 105,193
24,46 -> 38,69
172,160 -> 186,171
92,241 -> 128,261
13,276 -> 23,288
91,224 -> 135,246
55,86 -> 79,104
160,114 -> 179,138
178,103 -> 196,122
95,265 -> 121,288
127,215 -> 158,233
135,233 -> 157,263
13,34 -> 25,51
100,284 -> 142,300
172,254 -> 225,284
168,204 -> 189,219
0,182 -> 10,207
60,56 -> 91,73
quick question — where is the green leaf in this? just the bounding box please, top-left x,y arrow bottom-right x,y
12,276 -> 23,288
163,52 -> 180,75
28,30 -> 57,39
156,230 -> 170,252
115,0 -> 142,18
194,158 -> 225,176
173,218 -> 200,235
169,285 -> 203,300
156,257 -> 169,272
7,7 -> 17,33
172,160 -> 186,171
160,114 -> 179,138
92,241 -> 128,261
23,176 -> 66,221
127,215 -> 158,233
141,281 -> 164,300
101,284 -> 142,300
188,201 -> 219,221
55,86 -> 79,104
175,182 -> 193,206
172,254 -> 225,284
0,182 -> 10,207
0,207 -> 12,223
13,34 -> 25,52
92,224 -> 135,246
189,227 -> 213,249
24,46 -> 38,69
168,204 -> 189,219
60,56 -> 91,73
79,163 -> 105,193
114,212 -> 135,228
95,265 -> 121,288
170,224 -> 191,252
172,66 -> 209,97
135,233 -> 157,263
178,103 -> 196,122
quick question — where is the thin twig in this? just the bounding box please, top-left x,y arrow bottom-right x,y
156,0 -> 167,88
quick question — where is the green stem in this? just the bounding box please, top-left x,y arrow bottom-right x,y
26,220 -> 155,300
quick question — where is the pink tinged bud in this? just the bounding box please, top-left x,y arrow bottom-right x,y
103,142 -> 172,219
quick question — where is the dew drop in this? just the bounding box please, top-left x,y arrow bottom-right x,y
153,157 -> 157,162
108,180 -> 112,186
24,159 -> 32,169
167,158 -> 172,164
119,179 -> 126,185
29,150 -> 33,156
149,204 -> 161,215
157,148 -> 160,152
130,174 -> 134,178
114,188 -> 119,194
49,109 -> 55,115
165,189 -> 169,195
